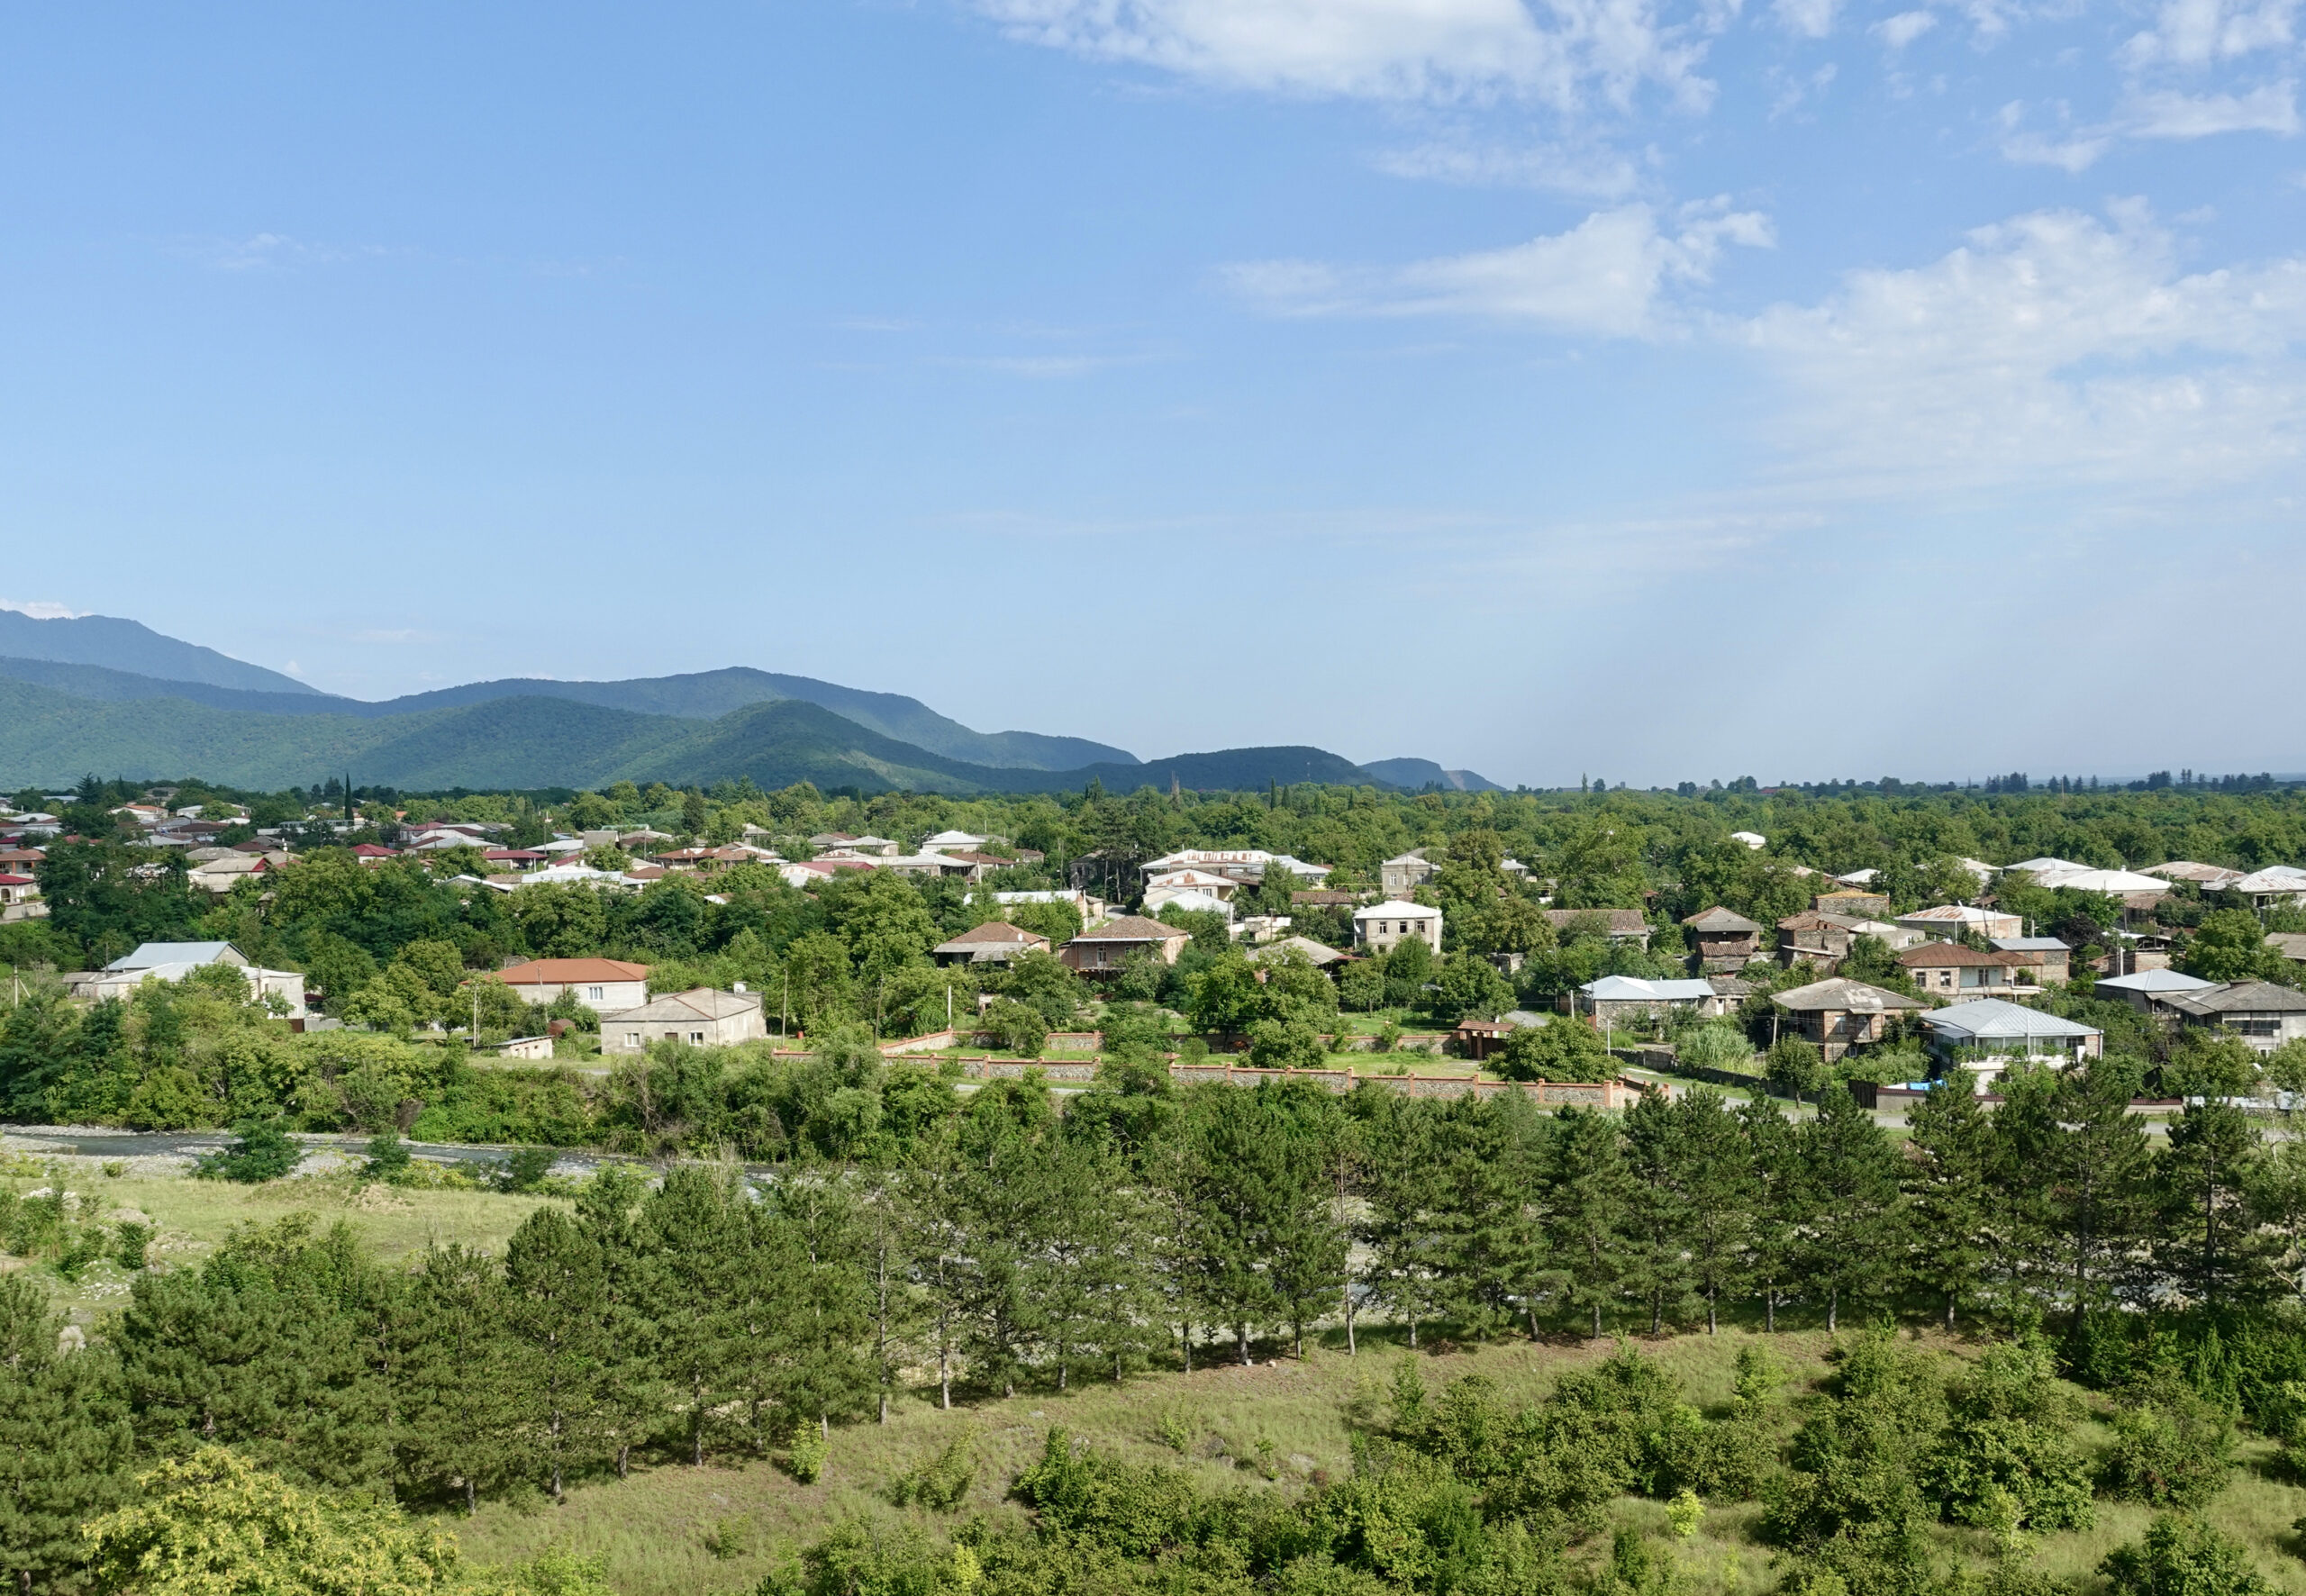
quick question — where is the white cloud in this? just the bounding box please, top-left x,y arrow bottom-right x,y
1996,85 -> 2295,168
1223,201 -> 1771,335
1774,0 -> 1840,39
0,599 -> 86,620
1873,9 -> 1938,46
2129,81 -> 2299,136
1737,204 -> 2306,492
972,0 -> 1720,112
2121,0 -> 2297,66
1374,138 -> 1643,196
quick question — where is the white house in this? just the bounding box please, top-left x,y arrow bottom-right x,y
1893,903 -> 2023,941
498,957 -> 651,1012
1353,899 -> 1442,956
1144,868 -> 1239,908
600,987 -> 767,1052
921,830 -> 997,854
0,875 -> 45,923
2234,866 -> 2306,910
1920,998 -> 2102,1078
1380,850 -> 1436,896
78,941 -> 305,1017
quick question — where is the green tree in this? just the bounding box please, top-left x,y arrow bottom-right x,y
1903,1074 -> 1994,1330
397,1245 -> 521,1515
84,1446 -> 462,1596
0,1273 -> 131,1595
2101,1516 -> 2274,1596
1621,1086 -> 1697,1334
1544,1107 -> 1632,1338
2184,909 -> 2281,983
640,1166 -> 746,1465
502,1207 -> 607,1499
2157,1093 -> 2274,1310
1423,1093 -> 1545,1341
1496,1017 -> 1607,1082
1797,1087 -> 1905,1331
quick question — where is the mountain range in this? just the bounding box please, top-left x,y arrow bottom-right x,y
0,612 -> 1502,795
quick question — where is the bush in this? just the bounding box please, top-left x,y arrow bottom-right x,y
1495,1017 -> 1607,1082
984,999 -> 1049,1058
888,1431 -> 977,1510
490,1146 -> 558,1193
193,1120 -> 301,1183
1676,1022 -> 1757,1074
362,1132 -> 413,1185
2102,1515 -> 2274,1595
2101,1375 -> 2235,1510
1925,1338 -> 2094,1533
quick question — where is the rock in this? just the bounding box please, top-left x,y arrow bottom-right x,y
57,1325 -> 85,1355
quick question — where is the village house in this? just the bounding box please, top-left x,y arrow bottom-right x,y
600,987 -> 766,1052
1248,936 -> 1347,968
1579,975 -> 1727,1029
1774,911 -> 1918,972
498,957 -> 651,1012
1893,903 -> 2023,942
1059,915 -> 1193,972
1142,848 -> 1331,887
1542,908 -> 1652,947
2141,861 -> 2247,890
1812,888 -> 1892,918
932,921 -> 1051,967
1684,906 -> 1765,971
1898,942 -> 2030,997
2093,967 -> 2219,1014
73,941 -> 306,1016
921,830 -> 998,854
1143,868 -> 1239,911
1769,977 -> 1924,1060
2233,866 -> 2306,910
2159,980 -> 2306,1053
1990,936 -> 2072,984
1352,899 -> 1443,956
1380,849 -> 1436,897
0,875 -> 45,922
1920,998 -> 2102,1079
187,852 -> 287,893
995,887 -> 1107,920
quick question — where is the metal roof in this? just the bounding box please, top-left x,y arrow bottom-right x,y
1583,975 -> 1717,1002
2095,968 -> 2217,993
104,941 -> 242,971
1920,999 -> 2101,1040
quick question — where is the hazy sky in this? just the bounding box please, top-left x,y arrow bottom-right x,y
1,1 -> 2300,786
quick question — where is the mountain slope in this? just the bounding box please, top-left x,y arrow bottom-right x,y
366,667 -> 1135,770
1362,757 -> 1504,793
0,656 -> 363,717
0,677 -> 1405,796
0,612 -> 316,695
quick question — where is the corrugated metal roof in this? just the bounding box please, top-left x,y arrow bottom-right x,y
1920,999 -> 2100,1039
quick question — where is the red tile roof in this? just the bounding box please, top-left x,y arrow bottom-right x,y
499,957 -> 651,985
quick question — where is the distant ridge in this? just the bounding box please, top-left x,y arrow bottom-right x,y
0,614 -> 1482,794
1362,757 -> 1503,793
0,612 -> 316,696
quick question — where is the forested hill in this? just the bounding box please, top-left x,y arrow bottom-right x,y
0,611 -> 316,695
0,676 -> 1395,795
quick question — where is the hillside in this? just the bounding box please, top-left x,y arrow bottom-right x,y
1361,757 -> 1504,792
0,677 -> 1399,794
0,611 -> 316,695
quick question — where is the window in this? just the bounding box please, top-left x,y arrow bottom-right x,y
2238,1019 -> 2279,1038
587,986 -> 604,1001
690,1031 -> 704,1044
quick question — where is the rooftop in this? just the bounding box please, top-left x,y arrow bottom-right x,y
1920,999 -> 2101,1040
498,957 -> 651,984
1772,977 -> 1924,1014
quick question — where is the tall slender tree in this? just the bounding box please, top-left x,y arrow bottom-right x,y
397,1245 -> 521,1515
0,1274 -> 130,1596
1798,1086 -> 1905,1332
1903,1072 -> 1994,1330
502,1208 -> 608,1501
1621,1086 -> 1698,1334
1673,1086 -> 1753,1333
1544,1106 -> 1633,1338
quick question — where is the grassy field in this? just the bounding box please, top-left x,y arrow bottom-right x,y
446,1325 -> 2306,1596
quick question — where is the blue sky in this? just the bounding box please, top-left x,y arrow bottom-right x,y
1,0 -> 2301,787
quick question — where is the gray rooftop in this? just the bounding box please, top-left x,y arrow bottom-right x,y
104,941 -> 244,972
1920,999 -> 2101,1040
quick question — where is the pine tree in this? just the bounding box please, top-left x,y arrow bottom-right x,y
1424,1093 -> 1544,1341
1739,1096 -> 1802,1331
900,1129 -> 975,1408
1903,1072 -> 1993,1330
503,1207 -> 607,1500
640,1165 -> 747,1465
1030,1137 -> 1150,1387
396,1245 -> 521,1515
2158,1097 -> 2274,1310
1621,1086 -> 1698,1334
958,1120 -> 1049,1398
858,1175 -> 923,1422
572,1165 -> 658,1479
1355,1095 -> 1445,1347
1259,1085 -> 1349,1359
770,1174 -> 876,1442
1544,1106 -> 1633,1338
0,1274 -> 130,1596
1797,1086 -> 1905,1331
1672,1086 -> 1753,1334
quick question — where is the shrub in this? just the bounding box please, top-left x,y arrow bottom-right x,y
1676,1022 -> 1756,1074
1926,1338 -> 2094,1533
362,1131 -> 413,1185
888,1431 -> 977,1511
193,1119 -> 301,1183
2101,1515 -> 2274,1595
1496,1017 -> 1607,1083
984,999 -> 1049,1059
2101,1375 -> 2235,1510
